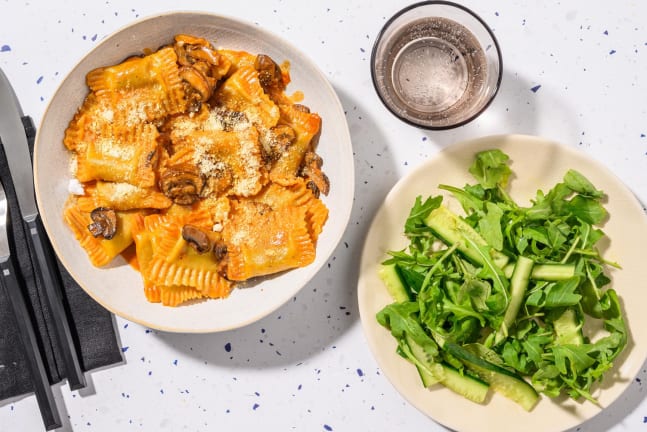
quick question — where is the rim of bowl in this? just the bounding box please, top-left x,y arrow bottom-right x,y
370,0 -> 503,130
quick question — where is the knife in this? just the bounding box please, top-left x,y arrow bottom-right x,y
0,179 -> 62,430
0,67 -> 86,390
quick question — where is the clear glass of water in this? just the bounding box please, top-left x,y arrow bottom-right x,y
371,1 -> 502,129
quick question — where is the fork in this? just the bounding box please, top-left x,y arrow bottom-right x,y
0,179 -> 61,430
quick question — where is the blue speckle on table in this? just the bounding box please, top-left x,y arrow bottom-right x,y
225,342 -> 232,352
643,416 -> 647,423
160,389 -> 164,394
324,425 -> 333,431
252,403 -> 259,410
357,368 -> 364,377
641,133 -> 645,138
121,346 -> 129,353
609,49 -> 616,55
36,76 -> 43,84
604,30 -> 609,35
123,323 -> 128,329
1,45 -> 10,52
530,84 -> 542,93
495,11 -> 499,16
173,359 -> 178,366
91,34 -> 97,42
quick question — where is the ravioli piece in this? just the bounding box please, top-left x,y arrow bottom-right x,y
251,180 -> 328,242
213,65 -> 280,130
137,211 -> 231,298
269,103 -> 321,186
167,107 -> 267,197
223,200 -> 315,281
77,181 -> 172,211
86,46 -> 187,124
64,200 -> 144,267
75,122 -> 159,188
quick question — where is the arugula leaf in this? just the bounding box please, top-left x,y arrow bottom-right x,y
468,149 -> 511,189
376,302 -> 440,360
543,278 -> 582,307
563,170 -> 604,198
478,202 -> 504,251
404,195 -> 443,236
566,195 -> 607,225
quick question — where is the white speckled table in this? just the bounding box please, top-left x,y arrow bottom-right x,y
1,1 -> 646,431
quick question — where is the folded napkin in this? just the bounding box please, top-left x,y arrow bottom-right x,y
0,116 -> 122,402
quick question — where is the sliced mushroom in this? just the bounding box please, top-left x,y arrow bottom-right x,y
293,104 -> 311,113
213,241 -> 228,261
182,224 -> 212,253
306,180 -> 320,198
186,45 -> 221,65
179,66 -> 212,102
300,151 -> 330,196
87,207 -> 117,240
254,54 -> 284,92
159,164 -> 204,205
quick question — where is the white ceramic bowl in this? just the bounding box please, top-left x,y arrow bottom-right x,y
34,12 -> 354,332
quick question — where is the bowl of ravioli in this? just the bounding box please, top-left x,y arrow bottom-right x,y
34,12 -> 354,332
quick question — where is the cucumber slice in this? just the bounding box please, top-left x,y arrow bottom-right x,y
493,256 -> 534,346
405,335 -> 440,387
424,205 -> 509,269
438,363 -> 490,404
553,308 -> 584,346
378,264 -> 412,302
503,263 -> 575,280
406,336 -> 489,403
445,342 -> 540,411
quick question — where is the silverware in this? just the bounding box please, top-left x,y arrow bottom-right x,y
0,67 -> 86,390
0,180 -> 62,430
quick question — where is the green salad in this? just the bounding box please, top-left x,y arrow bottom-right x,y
376,149 -> 627,411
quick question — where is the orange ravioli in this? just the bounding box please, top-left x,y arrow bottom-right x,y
86,46 -> 187,124
75,122 -> 159,187
224,201 -> 316,281
63,201 -> 144,267
77,181 -> 172,211
214,65 -> 280,129
251,180 -> 329,242
269,103 -> 321,186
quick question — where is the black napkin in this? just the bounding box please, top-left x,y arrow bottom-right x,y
0,117 -> 122,402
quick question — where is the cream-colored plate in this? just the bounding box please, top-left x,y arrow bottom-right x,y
34,12 -> 354,332
358,135 -> 647,432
